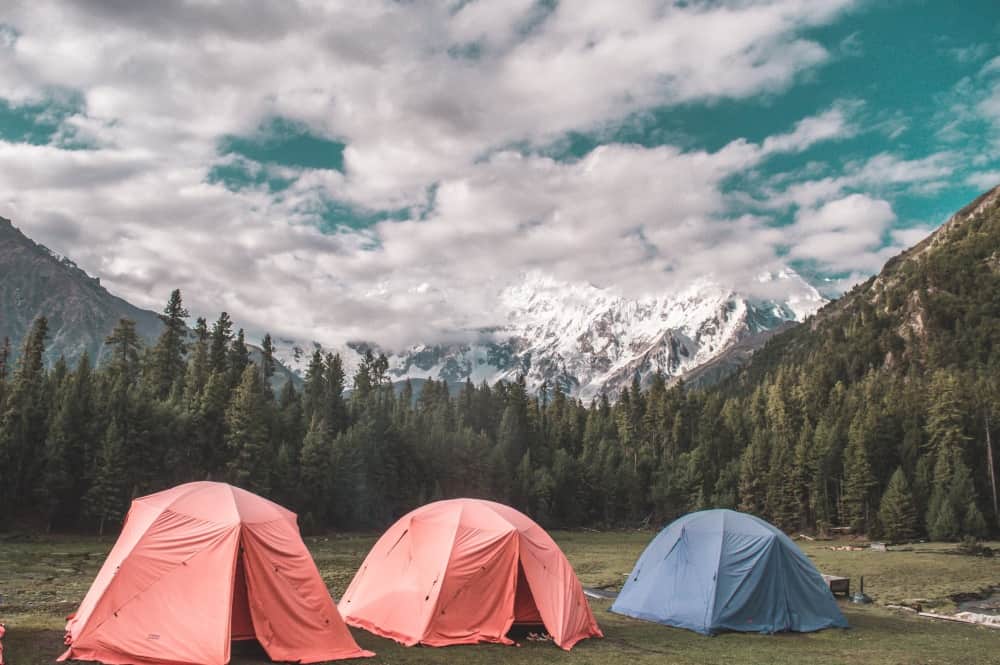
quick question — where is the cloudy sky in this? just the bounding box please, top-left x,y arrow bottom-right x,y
1,1 -> 999,348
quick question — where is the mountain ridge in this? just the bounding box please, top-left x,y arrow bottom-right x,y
1,214 -> 823,398
272,271 -> 823,400
0,216 -> 164,366
730,182 -> 1000,393
0,216 -> 299,389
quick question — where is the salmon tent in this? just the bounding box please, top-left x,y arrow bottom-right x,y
339,498 -> 602,650
60,482 -> 373,665
611,509 -> 848,635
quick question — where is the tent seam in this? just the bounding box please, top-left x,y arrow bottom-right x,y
66,503 -> 158,639
78,520 -> 239,647
707,511 -> 727,632
420,502 -> 464,643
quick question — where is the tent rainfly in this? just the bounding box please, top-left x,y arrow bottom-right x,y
611,509 -> 849,635
339,498 -> 603,650
60,481 -> 373,665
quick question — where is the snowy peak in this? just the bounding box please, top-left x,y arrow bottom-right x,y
272,271 -> 824,400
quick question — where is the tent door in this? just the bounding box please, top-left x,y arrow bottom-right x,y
230,546 -> 256,641
512,562 -> 542,625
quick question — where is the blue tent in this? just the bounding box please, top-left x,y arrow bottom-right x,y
611,509 -> 848,635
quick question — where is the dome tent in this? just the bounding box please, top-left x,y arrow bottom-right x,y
60,482 -> 372,664
339,498 -> 603,650
611,509 -> 848,635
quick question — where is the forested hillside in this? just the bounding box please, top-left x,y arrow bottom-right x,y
1,186 -> 998,540
719,184 -> 1000,540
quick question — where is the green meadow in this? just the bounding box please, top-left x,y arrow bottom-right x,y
3,532 -> 999,665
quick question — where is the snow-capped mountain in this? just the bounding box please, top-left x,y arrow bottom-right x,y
273,271 -> 824,400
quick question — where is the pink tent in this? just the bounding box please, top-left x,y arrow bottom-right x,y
60,482 -> 372,664
339,498 -> 602,650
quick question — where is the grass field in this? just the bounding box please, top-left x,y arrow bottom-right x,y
3,531 -> 1000,664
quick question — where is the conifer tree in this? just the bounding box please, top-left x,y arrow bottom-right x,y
277,380 -> 305,454
299,416 -> 333,521
184,317 -> 210,405
225,365 -> 272,494
912,455 -> 933,534
0,316 -> 50,519
228,328 -> 250,384
738,430 -> 769,517
879,467 -> 918,543
39,388 -> 74,531
964,500 -> 988,539
84,420 -> 128,536
150,289 -> 189,399
208,312 -> 233,375
793,424 -> 817,529
766,434 -> 799,531
199,369 -> 231,474
260,333 -> 276,384
323,353 -> 347,434
352,349 -> 375,401
927,446 -> 962,540
927,456 -> 977,540
842,411 -> 877,532
104,318 -> 143,387
927,491 -> 960,541
67,350 -> 95,472
925,370 -> 968,460
499,402 -> 528,475
38,354 -> 94,530
302,350 -> 325,423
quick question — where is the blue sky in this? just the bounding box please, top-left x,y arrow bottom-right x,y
0,1 -> 998,346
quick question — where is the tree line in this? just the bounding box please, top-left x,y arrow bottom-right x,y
0,286 -> 997,541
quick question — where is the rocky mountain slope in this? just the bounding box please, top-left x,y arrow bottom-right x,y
0,217 -> 298,388
733,183 -> 1000,389
0,216 -> 163,366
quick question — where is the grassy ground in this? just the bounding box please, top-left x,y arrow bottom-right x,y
2,531 -> 999,664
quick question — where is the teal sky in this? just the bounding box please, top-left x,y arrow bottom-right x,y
0,1 -> 998,344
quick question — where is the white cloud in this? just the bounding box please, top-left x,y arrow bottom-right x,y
765,151 -> 956,210
788,194 -> 896,273
947,44 -> 992,65
3,0 -> 943,350
967,170 -> 1000,191
0,0 -> 858,202
761,106 -> 854,155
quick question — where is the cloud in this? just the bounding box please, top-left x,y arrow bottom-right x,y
946,44 -> 992,64
0,0 -> 858,202
967,170 -> 1000,191
8,0 -> 967,351
761,106 -> 855,155
764,151 -> 956,210
788,194 -> 895,273
935,54 -> 1000,151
